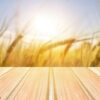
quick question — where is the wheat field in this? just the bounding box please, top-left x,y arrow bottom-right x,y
0,16 -> 100,67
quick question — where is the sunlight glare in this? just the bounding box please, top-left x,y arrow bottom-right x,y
33,13 -> 60,42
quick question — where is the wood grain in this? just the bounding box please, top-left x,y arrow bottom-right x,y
0,67 -> 99,100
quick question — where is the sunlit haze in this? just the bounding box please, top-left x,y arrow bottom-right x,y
0,0 -> 100,43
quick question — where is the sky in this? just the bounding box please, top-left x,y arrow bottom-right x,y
0,0 -> 100,42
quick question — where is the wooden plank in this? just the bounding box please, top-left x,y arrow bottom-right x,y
0,67 -> 99,100
72,67 -> 100,100
53,67 -> 92,100
48,68 -> 56,100
0,67 -> 29,99
89,67 -> 100,76
0,67 -> 12,77
8,67 -> 49,100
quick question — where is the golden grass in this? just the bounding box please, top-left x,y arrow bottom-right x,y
0,17 -> 100,67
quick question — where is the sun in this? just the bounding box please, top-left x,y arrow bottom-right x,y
33,13 -> 59,42
23,12 -> 69,43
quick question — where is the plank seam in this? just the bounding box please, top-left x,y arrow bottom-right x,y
71,68 -> 95,100
6,68 -> 31,99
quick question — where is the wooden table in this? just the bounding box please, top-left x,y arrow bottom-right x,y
0,67 -> 99,100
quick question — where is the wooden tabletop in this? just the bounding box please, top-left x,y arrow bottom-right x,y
0,67 -> 99,100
